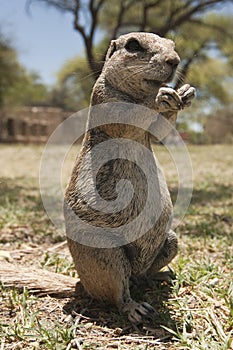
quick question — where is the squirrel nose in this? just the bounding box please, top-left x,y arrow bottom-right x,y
165,54 -> 180,68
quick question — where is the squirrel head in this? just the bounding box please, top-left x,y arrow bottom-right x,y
103,32 -> 180,99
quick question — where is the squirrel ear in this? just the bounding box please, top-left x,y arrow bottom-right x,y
105,40 -> 117,61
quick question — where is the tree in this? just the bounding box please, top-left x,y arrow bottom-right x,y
28,0 -> 233,110
52,12 -> 233,109
28,0 -> 233,78
205,106 -> 233,143
174,13 -> 233,101
0,30 -> 48,109
4,70 -> 48,107
0,32 -> 21,108
49,56 -> 93,110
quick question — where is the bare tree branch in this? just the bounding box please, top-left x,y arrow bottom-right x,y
111,0 -> 127,39
26,0 -> 76,13
144,0 -> 164,8
155,0 -> 232,36
140,2 -> 148,32
96,0 -> 105,12
174,40 -> 209,89
189,18 -> 233,39
27,0 -> 232,81
73,1 -> 86,40
72,0 -> 105,76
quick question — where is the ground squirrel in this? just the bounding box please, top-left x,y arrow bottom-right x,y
64,32 -> 195,322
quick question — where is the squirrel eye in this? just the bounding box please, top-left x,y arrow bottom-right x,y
125,39 -> 145,53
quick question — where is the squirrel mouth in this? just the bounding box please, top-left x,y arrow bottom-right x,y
144,68 -> 176,86
144,69 -> 175,86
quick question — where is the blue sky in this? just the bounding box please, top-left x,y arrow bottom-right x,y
0,0 -> 84,85
0,1 -> 232,87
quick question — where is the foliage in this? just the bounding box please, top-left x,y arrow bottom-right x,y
31,0 -> 233,110
0,30 -> 48,109
48,57 -> 94,110
29,0 -> 233,73
0,33 -> 21,108
4,70 -> 48,107
205,105 -> 233,143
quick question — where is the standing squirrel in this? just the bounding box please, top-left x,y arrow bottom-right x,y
64,32 -> 195,322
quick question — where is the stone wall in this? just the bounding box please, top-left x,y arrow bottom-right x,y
0,107 -> 71,143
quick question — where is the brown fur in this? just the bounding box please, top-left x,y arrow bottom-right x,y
64,32 -> 195,322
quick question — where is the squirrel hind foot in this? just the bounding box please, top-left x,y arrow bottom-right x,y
122,299 -> 157,323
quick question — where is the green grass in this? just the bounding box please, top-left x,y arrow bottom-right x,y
0,144 -> 232,349
0,288 -> 78,350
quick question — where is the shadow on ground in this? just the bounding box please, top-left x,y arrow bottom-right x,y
63,276 -> 177,337
0,177 -> 40,207
169,182 -> 232,207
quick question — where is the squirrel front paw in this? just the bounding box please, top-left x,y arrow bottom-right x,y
155,84 -> 195,113
155,86 -> 182,113
177,84 -> 196,108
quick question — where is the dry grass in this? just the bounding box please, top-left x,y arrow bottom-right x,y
0,143 -> 232,349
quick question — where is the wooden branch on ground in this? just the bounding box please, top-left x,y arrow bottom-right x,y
0,262 -> 78,298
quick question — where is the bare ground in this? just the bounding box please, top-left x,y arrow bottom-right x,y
0,144 -> 232,349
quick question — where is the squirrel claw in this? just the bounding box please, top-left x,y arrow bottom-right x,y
127,302 -> 157,323
155,86 -> 182,113
178,84 -> 196,107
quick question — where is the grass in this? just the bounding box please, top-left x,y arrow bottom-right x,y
0,143 -> 232,349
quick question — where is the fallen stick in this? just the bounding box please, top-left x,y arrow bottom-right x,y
0,262 -> 78,298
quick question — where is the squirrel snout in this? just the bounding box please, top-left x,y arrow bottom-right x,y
165,54 -> 180,68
